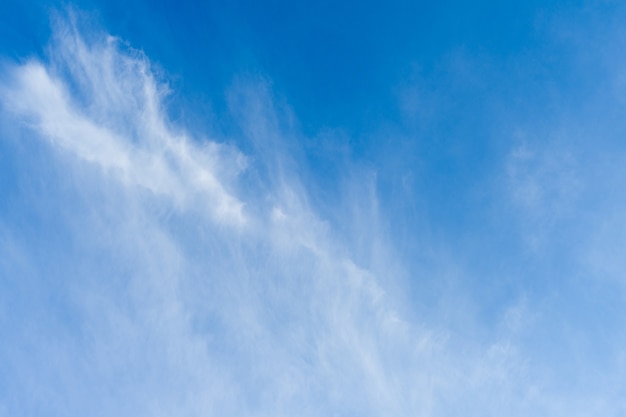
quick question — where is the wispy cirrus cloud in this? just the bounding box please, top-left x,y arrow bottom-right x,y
2,19 -> 246,226
3,9 -> 626,417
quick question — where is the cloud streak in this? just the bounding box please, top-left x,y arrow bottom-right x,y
0,16 -> 439,416
2,9 -> 626,417
2,23 -> 245,226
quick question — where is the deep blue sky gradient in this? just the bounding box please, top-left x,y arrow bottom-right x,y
3,1 -> 626,415
2,0 -> 623,322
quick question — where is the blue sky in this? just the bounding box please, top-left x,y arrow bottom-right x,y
2,1 -> 626,416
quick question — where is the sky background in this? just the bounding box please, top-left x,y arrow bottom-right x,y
2,0 -> 626,416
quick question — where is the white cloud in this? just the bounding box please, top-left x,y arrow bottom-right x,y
3,11 -> 622,417
2,29 -> 246,226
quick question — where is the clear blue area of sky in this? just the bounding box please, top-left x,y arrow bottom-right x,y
1,0 -> 567,128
